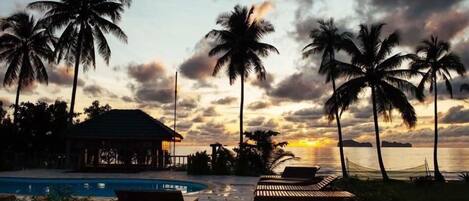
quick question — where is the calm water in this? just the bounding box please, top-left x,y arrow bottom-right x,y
176,146 -> 469,179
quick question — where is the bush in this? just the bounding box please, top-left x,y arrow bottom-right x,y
187,151 -> 211,175
212,147 -> 235,175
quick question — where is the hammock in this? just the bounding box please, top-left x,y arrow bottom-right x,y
346,158 -> 431,180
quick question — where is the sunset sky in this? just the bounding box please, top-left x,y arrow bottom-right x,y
1,0 -> 468,147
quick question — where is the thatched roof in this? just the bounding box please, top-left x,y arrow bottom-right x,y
68,109 -> 183,140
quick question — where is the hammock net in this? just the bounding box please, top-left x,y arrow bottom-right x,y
346,158 -> 430,180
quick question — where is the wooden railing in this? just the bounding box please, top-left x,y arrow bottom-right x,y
169,155 -> 188,168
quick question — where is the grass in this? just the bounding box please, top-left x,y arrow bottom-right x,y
332,178 -> 469,201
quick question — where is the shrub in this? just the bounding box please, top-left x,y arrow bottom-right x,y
212,147 -> 235,175
233,130 -> 297,176
187,151 -> 211,175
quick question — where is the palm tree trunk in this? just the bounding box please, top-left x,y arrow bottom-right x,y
13,75 -> 23,124
65,30 -> 83,167
433,76 -> 445,182
371,85 -> 389,181
332,77 -> 348,178
239,75 -> 244,145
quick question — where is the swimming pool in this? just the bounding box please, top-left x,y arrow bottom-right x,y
0,177 -> 207,197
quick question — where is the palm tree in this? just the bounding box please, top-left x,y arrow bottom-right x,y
325,23 -> 424,181
303,18 -> 352,178
410,35 -> 466,182
28,0 -> 130,124
206,5 -> 279,144
0,12 -> 55,123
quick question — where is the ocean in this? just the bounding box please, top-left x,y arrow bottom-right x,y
175,146 -> 469,179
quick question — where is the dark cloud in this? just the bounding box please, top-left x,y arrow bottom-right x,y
268,69 -> 328,102
349,104 -> 373,119
121,96 -> 134,102
180,39 -> 217,81
192,115 -> 205,123
126,61 -> 176,105
83,84 -> 117,98
211,96 -> 237,105
355,0 -> 469,47
127,62 -> 166,83
247,101 -> 271,110
37,97 -> 54,103
283,107 -> 324,123
48,66 -> 84,86
202,106 -> 218,117
453,40 -> 469,67
178,98 -> 199,110
250,73 -> 275,90
440,105 -> 469,124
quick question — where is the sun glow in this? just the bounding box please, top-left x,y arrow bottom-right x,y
288,139 -> 334,147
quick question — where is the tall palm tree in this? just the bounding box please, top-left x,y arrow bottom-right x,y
410,35 -> 466,182
28,0 -> 130,124
0,12 -> 54,122
303,18 -> 352,178
206,5 -> 279,144
325,23 -> 424,181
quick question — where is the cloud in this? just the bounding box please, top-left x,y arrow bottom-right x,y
125,60 -> 176,105
283,107 -> 324,123
121,96 -> 134,102
247,101 -> 271,110
48,66 -> 84,87
180,39 -> 217,81
250,73 -> 274,90
82,84 -> 117,98
355,0 -> 469,47
37,97 -> 54,103
268,69 -> 328,102
440,105 -> 469,124
127,62 -> 166,83
202,106 -> 218,117
250,0 -> 275,23
211,96 -> 237,105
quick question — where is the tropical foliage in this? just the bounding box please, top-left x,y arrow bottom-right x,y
83,100 -> 112,120
187,151 -> 211,175
0,12 -> 55,122
410,35 -> 466,182
234,130 -> 297,176
28,0 -> 130,123
325,23 -> 424,181
206,5 -> 279,144
303,18 -> 352,178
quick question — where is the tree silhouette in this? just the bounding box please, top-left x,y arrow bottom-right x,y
303,18 -> 352,178
83,100 -> 111,120
326,23 -> 423,181
206,5 -> 279,144
410,35 -> 466,182
0,12 -> 55,122
28,0 -> 130,124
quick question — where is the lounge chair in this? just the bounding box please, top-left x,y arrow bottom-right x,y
115,190 -> 198,201
256,175 -> 338,191
260,166 -> 320,180
258,166 -> 321,185
254,190 -> 356,201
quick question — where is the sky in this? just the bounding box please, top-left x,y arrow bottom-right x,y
1,0 -> 469,147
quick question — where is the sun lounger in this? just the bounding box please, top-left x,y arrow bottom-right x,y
254,190 -> 356,201
256,175 -> 338,191
115,190 -> 198,201
259,166 -> 320,181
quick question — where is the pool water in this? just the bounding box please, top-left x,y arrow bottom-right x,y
0,177 -> 207,197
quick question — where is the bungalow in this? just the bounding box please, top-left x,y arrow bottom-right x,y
67,109 -> 182,170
